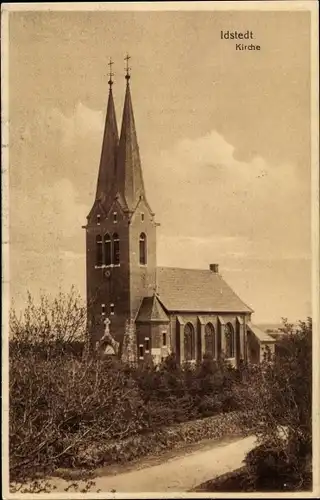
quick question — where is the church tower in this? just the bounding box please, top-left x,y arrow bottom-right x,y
85,57 -> 157,346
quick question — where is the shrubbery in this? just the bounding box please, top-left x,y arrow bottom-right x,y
10,352 -> 241,482
193,319 -> 312,494
9,289 -> 241,484
133,353 -> 240,426
236,318 -> 312,491
10,289 -> 312,493
244,440 -> 311,491
10,354 -> 144,481
74,411 -> 252,469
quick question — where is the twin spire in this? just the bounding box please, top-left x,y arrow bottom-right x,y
107,54 -> 130,88
95,54 -> 145,212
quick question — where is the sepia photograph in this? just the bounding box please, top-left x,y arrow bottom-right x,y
2,1 -> 319,497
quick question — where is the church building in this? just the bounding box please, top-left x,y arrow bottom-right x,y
84,58 -> 276,366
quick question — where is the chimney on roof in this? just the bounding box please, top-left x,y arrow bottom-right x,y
209,263 -> 219,273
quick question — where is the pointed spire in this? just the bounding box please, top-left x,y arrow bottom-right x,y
95,58 -> 119,201
116,55 -> 146,211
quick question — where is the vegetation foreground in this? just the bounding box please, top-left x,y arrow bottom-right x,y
9,289 -> 312,493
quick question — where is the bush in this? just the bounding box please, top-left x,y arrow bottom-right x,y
9,354 -> 146,482
9,345 -> 244,482
245,440 -> 312,491
236,318 -> 312,491
245,442 -> 292,491
9,290 -> 243,484
134,353 -> 240,423
9,286 -> 88,359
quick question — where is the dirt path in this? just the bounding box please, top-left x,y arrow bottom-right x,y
50,435 -> 257,493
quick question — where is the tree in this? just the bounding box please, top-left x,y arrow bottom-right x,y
9,290 -> 145,485
10,286 -> 88,358
236,318 -> 312,490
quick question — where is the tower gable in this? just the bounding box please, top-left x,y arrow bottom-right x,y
105,198 -> 128,224
87,199 -> 107,225
128,196 -> 156,224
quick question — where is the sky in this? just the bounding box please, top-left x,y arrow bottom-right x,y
7,8 -> 312,323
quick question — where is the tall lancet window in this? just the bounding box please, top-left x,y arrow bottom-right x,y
113,233 -> 120,265
139,233 -> 147,265
184,322 -> 195,361
104,234 -> 112,266
225,323 -> 235,358
205,323 -> 216,358
96,235 -> 103,267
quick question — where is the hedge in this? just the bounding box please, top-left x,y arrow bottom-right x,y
73,411 -> 252,469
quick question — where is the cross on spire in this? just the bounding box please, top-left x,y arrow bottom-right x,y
108,57 -> 114,88
125,53 -> 131,81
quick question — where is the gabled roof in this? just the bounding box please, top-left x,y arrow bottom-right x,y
129,194 -> 155,219
156,266 -> 253,313
101,192 -> 129,218
136,295 -> 169,323
86,198 -> 108,221
247,322 -> 276,343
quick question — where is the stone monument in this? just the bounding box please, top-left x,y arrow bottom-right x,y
97,317 -> 120,357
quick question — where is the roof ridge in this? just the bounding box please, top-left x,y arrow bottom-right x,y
157,265 -> 217,273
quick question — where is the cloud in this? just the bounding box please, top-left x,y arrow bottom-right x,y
47,103 -> 105,146
17,103 -> 104,145
9,104 -> 311,323
143,130 -> 310,262
18,104 -> 309,265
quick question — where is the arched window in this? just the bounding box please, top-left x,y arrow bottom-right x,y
184,322 -> 195,361
113,233 -> 120,265
96,234 -> 103,266
205,322 -> 215,358
104,234 -> 112,266
225,323 -> 235,358
139,233 -> 147,265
